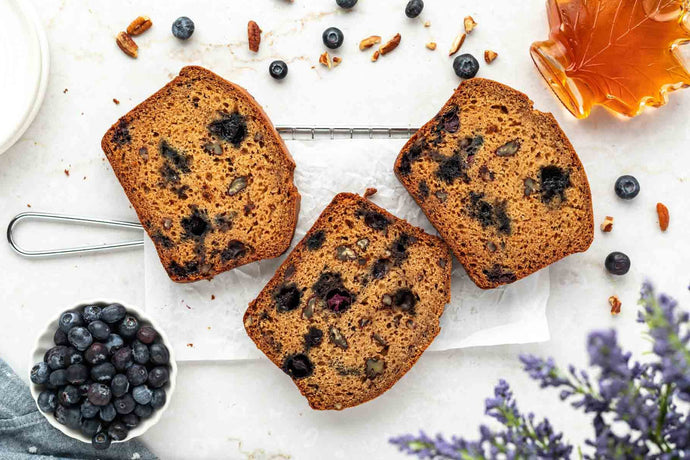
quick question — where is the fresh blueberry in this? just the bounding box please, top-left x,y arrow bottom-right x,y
134,403 -> 153,418
269,60 -> 288,80
55,404 -> 82,429
336,0 -> 357,8
45,346 -> 70,370
82,305 -> 102,323
31,362 -> 50,385
172,16 -> 194,40
132,385 -> 153,405
111,374 -> 130,398
92,432 -> 111,450
149,343 -> 170,365
104,334 -> 125,354
84,343 -> 109,366
37,390 -> 58,413
99,403 -> 117,422
49,369 -> 68,387
132,340 -> 150,365
136,326 -> 157,344
121,413 -> 140,429
100,304 -> 126,324
58,385 -> 81,406
66,364 -> 89,385
68,327 -> 93,351
118,315 -> 139,339
87,383 -> 112,406
126,364 -> 148,386
53,328 -> 68,346
405,0 -> 424,18
81,418 -> 102,437
108,421 -> 129,441
81,399 -> 100,419
91,362 -> 116,383
147,367 -> 170,389
150,388 -> 167,409
113,393 -> 136,415
67,348 -> 84,365
59,311 -> 84,333
614,175 -> 640,200
87,321 -> 110,341
322,27 -> 344,49
111,346 -> 134,371
453,54 -> 480,79
605,252 -> 631,275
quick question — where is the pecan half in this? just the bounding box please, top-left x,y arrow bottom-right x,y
379,33 -> 401,55
657,203 -> 670,231
116,32 -> 138,58
248,20 -> 262,52
127,16 -> 152,36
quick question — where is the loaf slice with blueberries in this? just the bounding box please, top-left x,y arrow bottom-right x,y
101,66 -> 300,282
394,78 -> 593,289
244,193 -> 451,410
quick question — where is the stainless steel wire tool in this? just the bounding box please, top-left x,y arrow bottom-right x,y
7,125 -> 418,257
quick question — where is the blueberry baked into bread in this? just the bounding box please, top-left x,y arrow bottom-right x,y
394,78 -> 593,289
244,193 -> 451,410
101,66 -> 300,282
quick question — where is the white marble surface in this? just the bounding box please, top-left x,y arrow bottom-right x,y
1,0 -> 689,459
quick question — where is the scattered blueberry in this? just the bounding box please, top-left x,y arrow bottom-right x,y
136,326 -> 157,345
91,362 -> 116,383
121,413 -> 140,429
45,346 -> 70,370
49,369 -> 68,387
405,0 -> 424,18
81,400 -> 100,419
100,304 -> 126,324
87,383 -> 112,406
147,367 -> 169,388
126,364 -> 148,386
172,17 -> 194,40
31,362 -> 50,385
134,403 -> 153,418
113,393 -> 136,415
614,175 -> 640,200
336,0 -> 357,8
81,418 -> 102,437
118,315 -> 139,339
82,305 -> 102,323
150,389 -> 167,409
111,347 -> 134,372
88,321 -> 110,341
66,363 -> 89,385
68,327 -> 93,351
108,421 -> 129,441
37,390 -> 57,413
269,60 -> 288,80
453,54 -> 480,79
132,340 -> 150,364
132,385 -> 153,405
59,385 -> 81,406
104,334 -> 125,354
53,328 -> 68,346
59,311 -> 84,333
149,343 -> 170,365
605,252 -> 631,275
322,27 -> 344,49
111,374 -> 130,398
99,403 -> 117,423
92,432 -> 111,450
55,405 -> 82,429
84,343 -> 109,366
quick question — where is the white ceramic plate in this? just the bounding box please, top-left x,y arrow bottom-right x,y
0,0 -> 49,156
29,300 -> 177,444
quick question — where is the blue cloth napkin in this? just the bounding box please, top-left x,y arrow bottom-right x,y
0,358 -> 157,459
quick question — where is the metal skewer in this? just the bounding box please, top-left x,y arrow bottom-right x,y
7,126 -> 418,257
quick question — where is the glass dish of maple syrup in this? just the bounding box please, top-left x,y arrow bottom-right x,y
531,0 -> 690,119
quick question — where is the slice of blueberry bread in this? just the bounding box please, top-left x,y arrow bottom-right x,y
394,78 -> 593,289
244,193 -> 451,410
101,66 -> 300,282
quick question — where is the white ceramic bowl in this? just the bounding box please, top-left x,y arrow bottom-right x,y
29,300 -> 177,444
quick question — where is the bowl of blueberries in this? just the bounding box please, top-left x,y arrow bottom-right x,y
28,301 -> 177,450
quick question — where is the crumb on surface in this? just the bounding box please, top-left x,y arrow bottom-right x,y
63,88 -> 68,94
364,187 -> 377,199
113,98 -> 120,105
211,294 -> 215,300
27,204 -> 31,208
187,343 -> 194,347
64,169 -> 70,176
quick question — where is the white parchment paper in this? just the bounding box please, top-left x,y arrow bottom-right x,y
145,139 -> 550,361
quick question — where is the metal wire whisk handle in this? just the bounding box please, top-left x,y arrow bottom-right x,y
275,126 -> 419,140
7,212 -> 144,257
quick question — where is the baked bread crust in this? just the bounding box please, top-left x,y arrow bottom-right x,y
101,66 -> 300,282
244,193 -> 451,410
394,78 -> 594,289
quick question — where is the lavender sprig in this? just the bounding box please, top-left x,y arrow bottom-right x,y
391,283 -> 690,459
